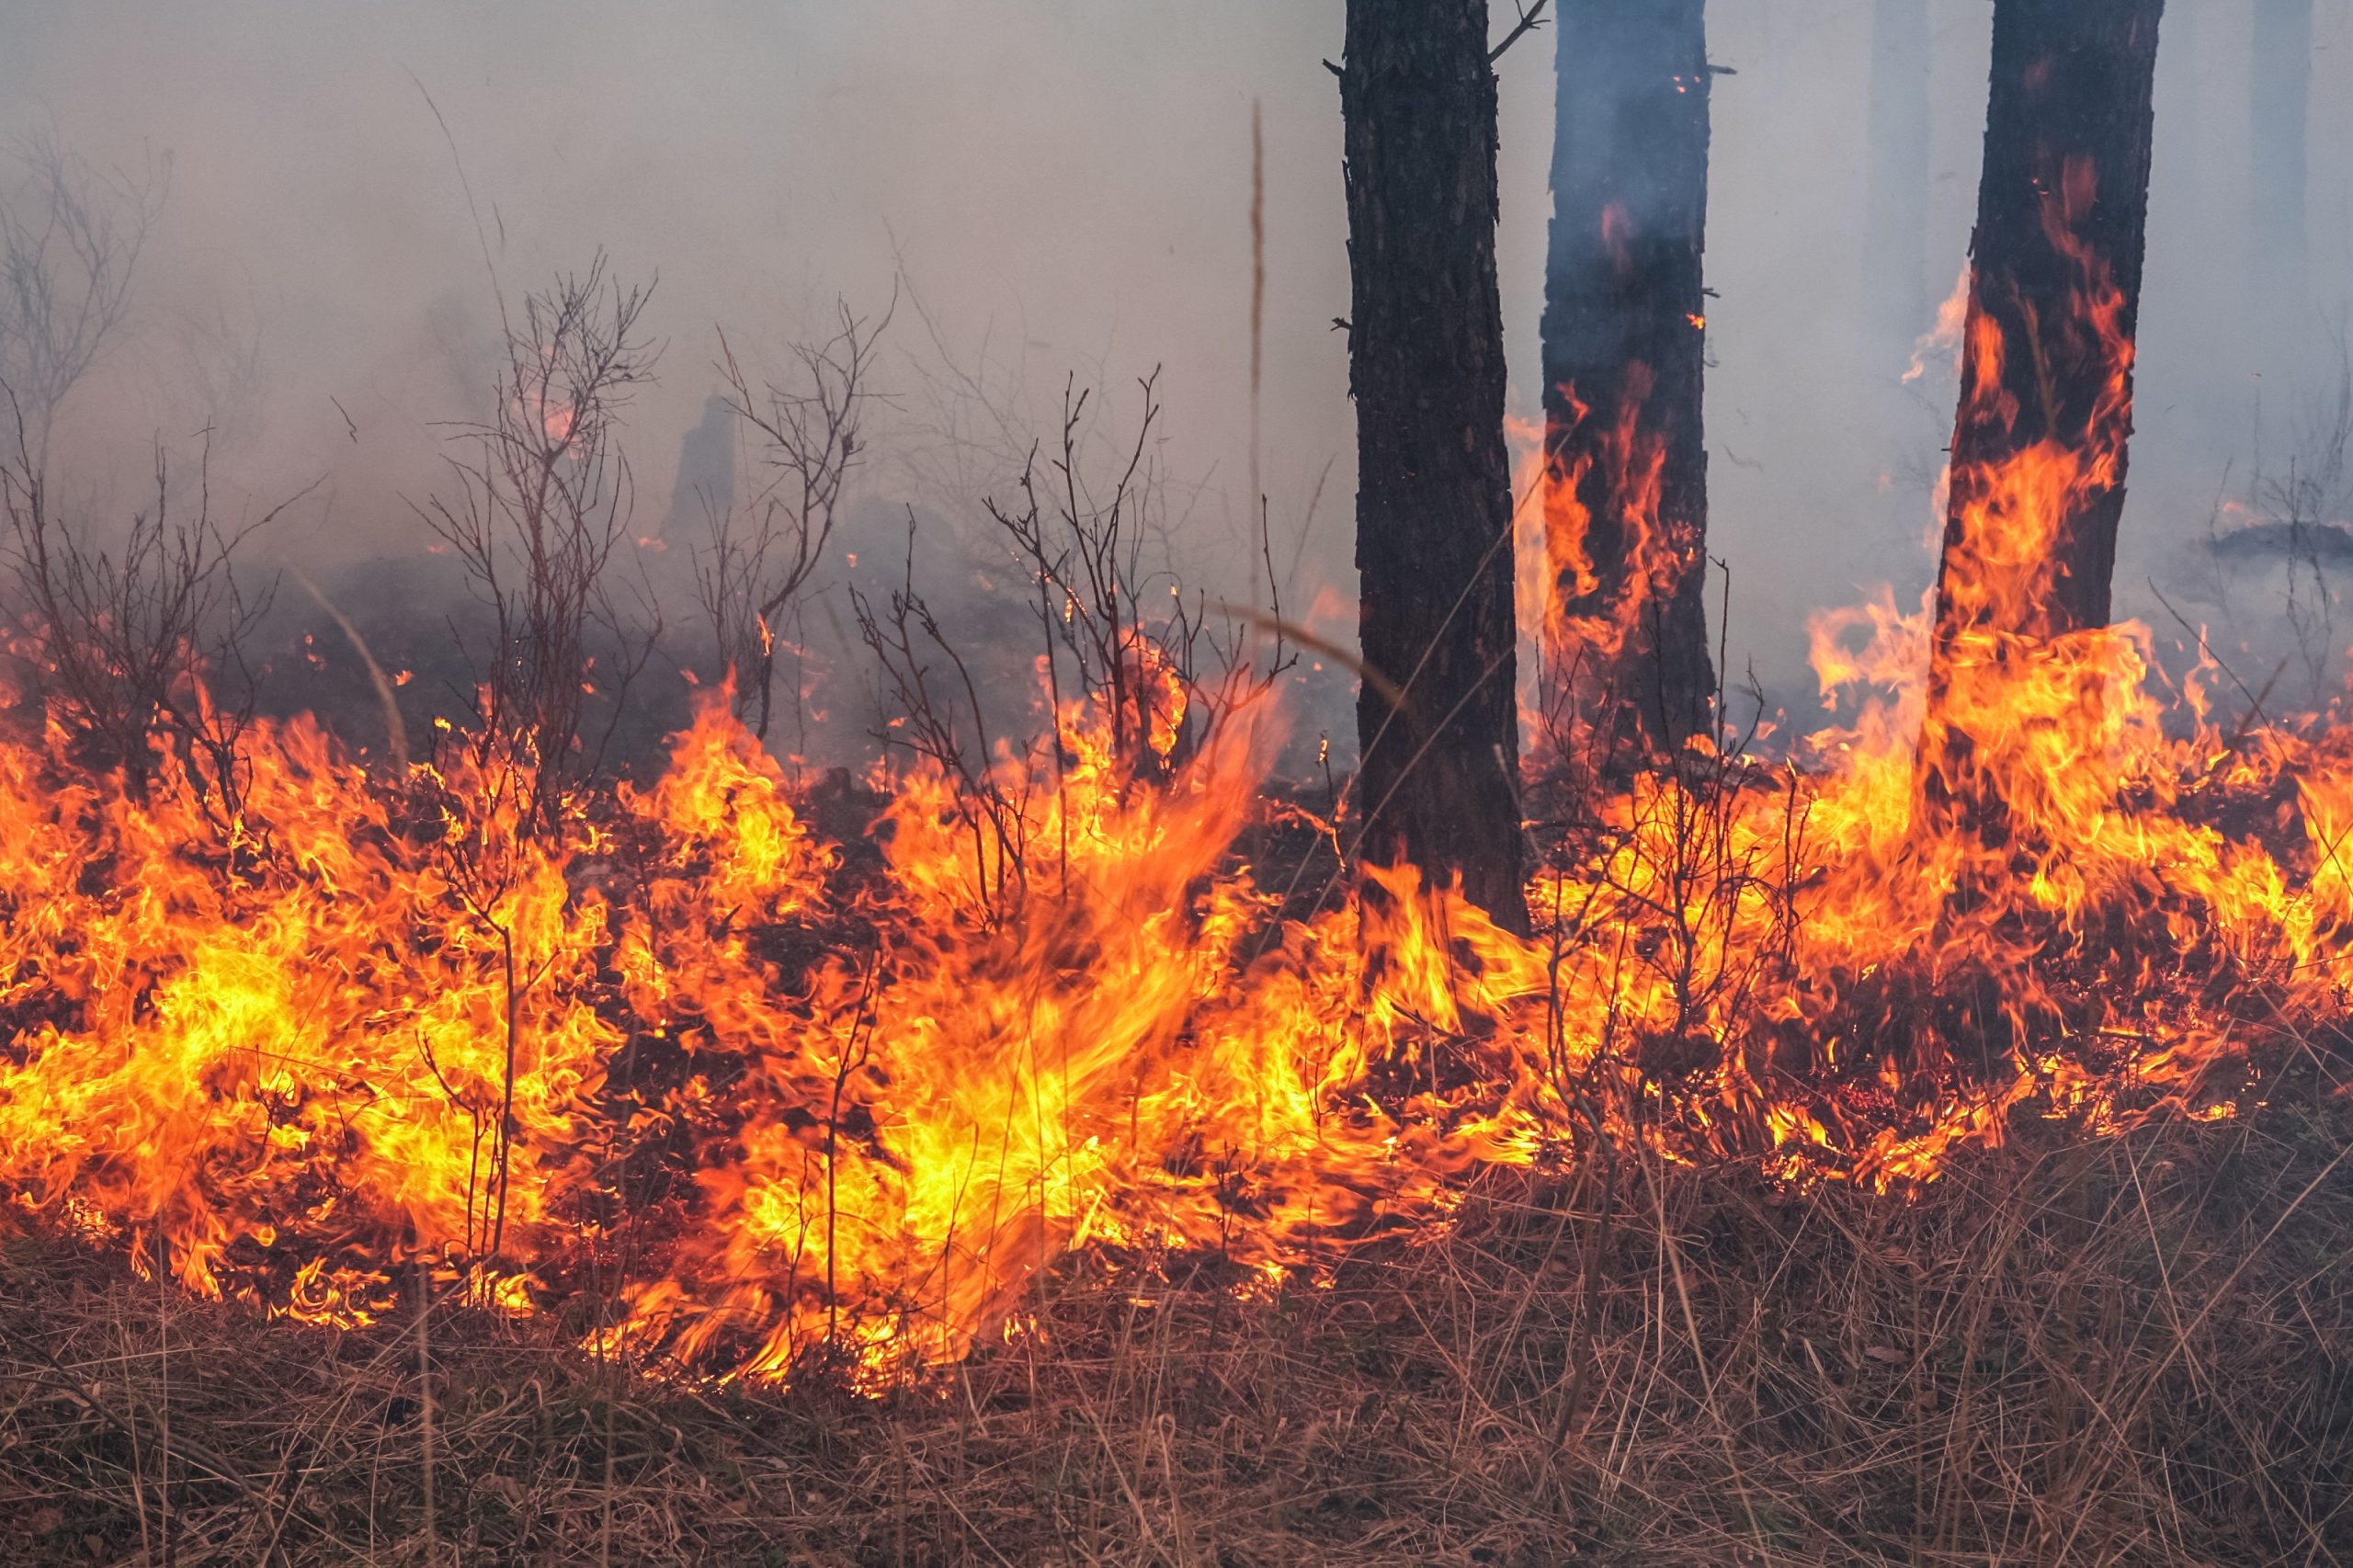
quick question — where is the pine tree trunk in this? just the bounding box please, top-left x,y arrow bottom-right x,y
2251,0 -> 2311,331
1539,0 -> 1714,761
1864,0 -> 1933,347
1342,0 -> 1529,932
1930,0 -> 2164,656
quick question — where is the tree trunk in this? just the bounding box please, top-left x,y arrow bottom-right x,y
1342,0 -> 1529,932
2251,0 -> 2311,334
1929,0 -> 2164,660
1864,0 -> 1933,347
1539,0 -> 1714,762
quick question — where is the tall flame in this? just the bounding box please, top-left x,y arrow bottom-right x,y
3,156 -> 2343,1383
5,571 -> 2347,1381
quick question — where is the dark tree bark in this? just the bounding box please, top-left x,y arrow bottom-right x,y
1342,0 -> 1529,932
1929,0 -> 2164,662
1864,0 -> 1933,346
1539,0 -> 1714,758
2251,0 -> 2311,327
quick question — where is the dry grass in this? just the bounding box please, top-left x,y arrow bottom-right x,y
4,1085 -> 2350,1566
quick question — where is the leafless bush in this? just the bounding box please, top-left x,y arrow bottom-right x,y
2252,349 -> 2353,702
987,370 -> 1203,780
851,512 -> 1042,925
412,256 -> 660,1266
417,254 -> 660,835
888,265 -> 1051,517
853,374 -> 1287,920
0,407 -> 278,830
170,282 -> 271,460
0,136 -> 165,464
694,295 -> 889,741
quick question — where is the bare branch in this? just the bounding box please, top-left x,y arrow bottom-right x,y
0,396 -> 292,830
1489,0 -> 1552,63
414,252 -> 661,834
695,290 -> 892,741
0,136 -> 168,462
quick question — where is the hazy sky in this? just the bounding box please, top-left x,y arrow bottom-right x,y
4,0 -> 2350,728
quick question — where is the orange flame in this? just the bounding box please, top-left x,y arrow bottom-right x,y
3,574 -> 2342,1383
1,154 -> 2339,1384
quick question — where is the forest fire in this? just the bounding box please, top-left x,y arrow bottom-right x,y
2,392 -> 2345,1389
15,0 -> 2353,1558
0,2 -> 2337,1403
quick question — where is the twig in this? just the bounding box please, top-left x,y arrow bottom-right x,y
1489,0 -> 1552,63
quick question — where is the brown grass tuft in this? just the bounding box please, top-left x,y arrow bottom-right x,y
5,1091 -> 2350,1565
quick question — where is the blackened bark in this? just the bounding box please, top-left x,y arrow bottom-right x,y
1540,0 -> 1713,756
1865,0 -> 1933,345
1342,0 -> 1529,932
1932,0 -> 2164,651
2251,0 -> 2311,323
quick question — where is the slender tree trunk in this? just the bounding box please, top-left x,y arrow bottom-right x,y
1539,0 -> 1714,761
1342,0 -> 1529,932
1864,0 -> 1933,347
1921,0 -> 2163,837
1929,0 -> 2164,659
2251,0 -> 2311,335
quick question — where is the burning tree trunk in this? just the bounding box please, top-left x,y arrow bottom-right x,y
1927,0 -> 2164,685
1340,0 -> 1529,932
1865,0 -> 1933,347
2250,0 -> 2311,330
1538,0 -> 1714,762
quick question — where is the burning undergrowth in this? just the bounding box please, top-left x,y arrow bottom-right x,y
0,213 -> 2347,1408
1,565 -> 2350,1390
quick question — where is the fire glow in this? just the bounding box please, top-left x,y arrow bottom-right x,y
3,572 -> 2345,1386
1,172 -> 2345,1397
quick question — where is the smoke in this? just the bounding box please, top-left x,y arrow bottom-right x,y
1,0 -> 2349,756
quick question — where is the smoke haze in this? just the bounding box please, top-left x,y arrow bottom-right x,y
4,0 -> 2351,750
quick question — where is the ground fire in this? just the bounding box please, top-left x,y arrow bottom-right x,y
4,177 -> 2345,1380
4,2 -> 2352,1562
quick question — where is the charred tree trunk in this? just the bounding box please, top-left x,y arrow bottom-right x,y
2251,0 -> 2311,332
1341,0 -> 1529,932
1865,0 -> 1933,347
1930,0 -> 2163,657
1539,0 -> 1714,761
1921,0 -> 2163,835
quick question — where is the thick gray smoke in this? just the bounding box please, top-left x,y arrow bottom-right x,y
2,0 -> 2349,757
